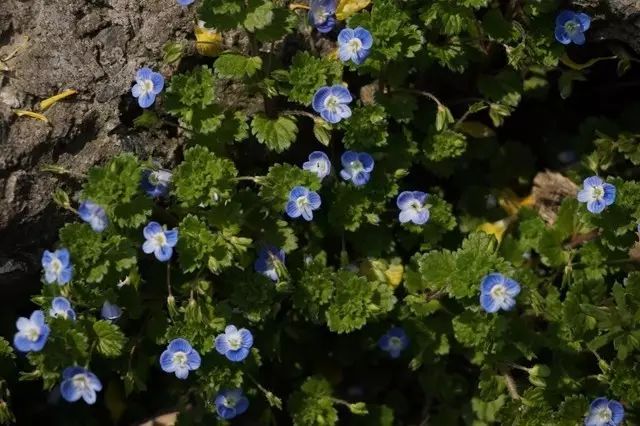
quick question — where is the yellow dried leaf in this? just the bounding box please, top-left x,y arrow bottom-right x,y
39,89 -> 77,111
384,264 -> 404,288
14,109 -> 49,123
498,189 -> 534,216
195,22 -> 223,57
478,219 -> 510,243
336,0 -> 371,20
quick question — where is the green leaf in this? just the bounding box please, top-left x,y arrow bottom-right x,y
251,114 -> 298,152
283,52 -> 343,105
215,54 -> 263,79
173,146 -> 238,208
93,321 -> 126,358
289,376 -> 338,426
243,1 -> 274,32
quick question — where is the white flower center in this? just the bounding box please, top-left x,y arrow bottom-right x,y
53,310 -> 68,320
591,185 -> 604,200
596,407 -> 612,422
349,160 -> 363,174
296,195 -> 309,209
388,336 -> 403,350
316,161 -> 326,172
154,233 -> 167,247
227,334 -> 242,351
51,259 -> 62,274
347,38 -> 363,54
223,395 -> 238,408
564,20 -> 579,35
410,201 -> 422,212
25,325 -> 40,341
490,284 -> 507,300
173,351 -> 187,367
141,79 -> 154,94
324,95 -> 339,112
72,374 -> 89,390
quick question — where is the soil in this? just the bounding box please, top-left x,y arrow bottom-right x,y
0,0 -> 195,298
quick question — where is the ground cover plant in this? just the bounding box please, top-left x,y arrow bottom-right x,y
2,0 -> 640,424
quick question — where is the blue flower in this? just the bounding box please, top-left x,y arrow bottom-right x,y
312,85 -> 353,124
308,0 -> 337,33
13,310 -> 50,353
378,327 -> 409,359
78,200 -> 108,232
285,186 -> 321,221
177,0 -> 195,5
397,191 -> 430,225
584,397 -> 624,426
577,176 -> 616,214
42,248 -> 73,285
101,301 -> 122,321
302,151 -> 331,180
340,151 -> 374,186
141,169 -> 172,198
479,273 -> 521,313
131,67 -> 164,108
215,325 -> 253,362
142,221 -> 178,262
60,367 -> 102,404
159,338 -> 201,379
215,389 -> 249,420
555,10 -> 591,45
50,297 -> 76,321
254,246 -> 285,282
338,27 -> 373,65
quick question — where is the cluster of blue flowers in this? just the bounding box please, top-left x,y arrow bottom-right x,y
158,327 -> 253,419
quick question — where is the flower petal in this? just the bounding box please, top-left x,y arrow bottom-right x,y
215,334 -> 230,354
358,153 -> 374,171
187,350 -> 201,370
481,273 -> 504,294
354,27 -> 373,49
150,72 -> 165,94
138,92 -> 155,108
330,85 -> 352,103
164,229 -> 179,247
555,10 -> 576,27
554,26 -> 571,45
136,67 -> 153,82
396,191 -> 414,209
480,293 -> 499,313
337,28 -> 355,45
144,222 -> 163,239
570,30 -> 586,45
168,338 -> 192,354
155,245 -> 173,262
286,201 -> 301,218
60,379 -> 82,402
312,87 -> 331,113
226,347 -> 249,362
576,12 -> 591,31
584,176 -> 603,188
609,400 -> 624,424
587,199 -> 606,214
602,183 -> 616,205
239,329 -> 253,348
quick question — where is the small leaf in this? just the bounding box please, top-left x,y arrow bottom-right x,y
163,42 -> 184,64
251,113 -> 298,152
93,321 -> 126,358
215,54 -> 263,79
313,119 -> 332,146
